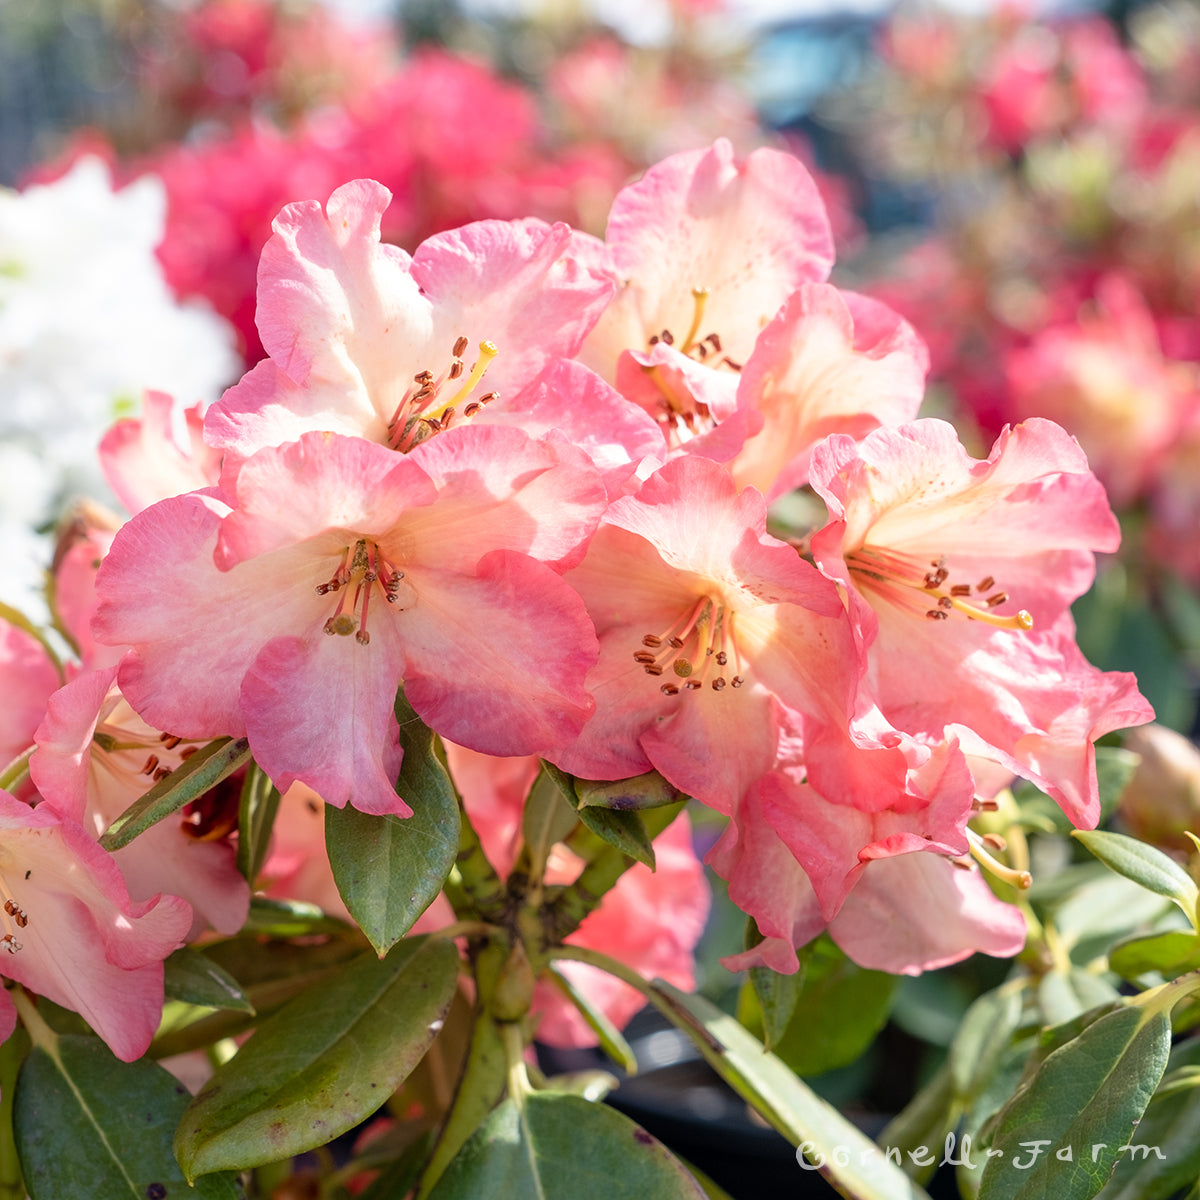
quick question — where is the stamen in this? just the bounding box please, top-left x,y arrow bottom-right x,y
4,899 -> 28,927
966,828 -> 1031,890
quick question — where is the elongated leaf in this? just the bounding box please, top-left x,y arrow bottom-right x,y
576,805 -> 659,868
163,947 -> 254,1013
236,763 -> 280,884
1096,1036 -> 1200,1200
99,737 -> 251,851
977,1003 -> 1172,1200
0,1028 -> 30,1200
426,1092 -> 706,1199
324,691 -> 461,955
175,937 -> 458,1179
950,983 -> 1026,1105
1109,930 -> 1200,981
546,966 -> 637,1075
14,1036 -> 239,1199
1073,830 -> 1200,928
648,981 -> 932,1200
240,896 -> 354,937
739,938 -> 897,1076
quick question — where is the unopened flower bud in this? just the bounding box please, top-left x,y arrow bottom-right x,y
1119,724 -> 1200,854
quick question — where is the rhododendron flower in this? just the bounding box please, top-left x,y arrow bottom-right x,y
548,455 -> 876,816
0,788 -> 191,1061
442,743 -> 707,1048
809,417 -> 1154,827
726,284 -> 928,498
205,179 -> 620,467
579,139 -> 834,451
713,785 -> 1025,975
0,624 -> 60,779
1005,277 -> 1200,507
94,428 -> 603,817
31,666 -> 250,938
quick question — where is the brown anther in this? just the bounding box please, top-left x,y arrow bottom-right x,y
660,330 -> 675,345
159,733 -> 182,748
706,332 -> 722,352
463,402 -> 480,418
1,935 -> 21,954
668,636 -> 685,649
950,584 -> 972,596
180,746 -> 198,760
660,682 -> 680,695
649,335 -> 659,346
950,854 -> 973,870
449,360 -> 464,379
977,576 -> 995,593
721,357 -> 743,371
141,754 -> 160,776
4,900 -> 28,927
925,609 -> 949,620
356,630 -> 371,646
938,596 -> 953,610
478,391 -> 498,405
731,676 -> 744,688
440,407 -> 456,428
644,664 -> 665,676
415,369 -> 434,384
974,797 -> 1000,812
642,634 -> 663,647
986,592 -> 1009,608
695,343 -> 709,359
715,651 -> 728,666
634,651 -> 657,664
684,679 -> 702,690
982,833 -> 1008,852
153,767 -> 172,782
453,335 -> 469,357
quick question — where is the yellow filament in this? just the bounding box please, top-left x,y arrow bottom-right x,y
681,287 -> 710,354
966,828 -> 1032,889
947,596 -> 1034,631
436,340 -> 498,417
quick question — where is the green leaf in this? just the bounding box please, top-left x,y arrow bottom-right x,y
877,1063 -> 958,1186
240,896 -> 355,937
163,948 -> 254,1013
324,691 -> 461,955
98,737 -> 251,852
574,769 -> 682,811
1109,930 -> 1200,981
426,1092 -> 707,1199
647,981 -> 932,1200
175,937 -> 458,1178
1073,829 -> 1200,928
545,967 -> 637,1075
235,763 -> 280,884
1036,969 -> 1122,1028
949,982 -> 1027,1105
976,1003 -> 1172,1200
575,805 -> 660,868
747,948 -> 805,1052
739,938 -> 898,1076
0,1028 -> 30,1200
14,1036 -> 239,1199
522,769 -> 579,870
1095,1035 -> 1200,1200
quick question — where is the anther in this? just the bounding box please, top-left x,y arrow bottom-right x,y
660,682 -> 680,695
721,357 -> 743,372
1,934 -> 21,954
634,651 -> 657,664
453,335 -> 469,357
977,576 -> 995,593
715,651 -> 727,666
712,677 -> 726,691
642,634 -> 663,647
644,664 -> 664,676
141,754 -> 160,775
660,330 -> 675,346
986,592 -> 1009,608
925,609 -> 949,620
950,584 -> 972,597
159,733 -> 182,749
730,676 -> 744,688
4,899 -> 28,927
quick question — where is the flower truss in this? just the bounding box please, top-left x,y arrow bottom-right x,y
0,135 -> 1159,1200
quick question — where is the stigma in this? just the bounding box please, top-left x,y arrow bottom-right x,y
317,537 -> 413,645
632,594 -> 746,697
847,547 -> 1033,632
386,337 -> 500,452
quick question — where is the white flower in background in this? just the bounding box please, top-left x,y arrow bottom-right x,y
0,156 -> 239,617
